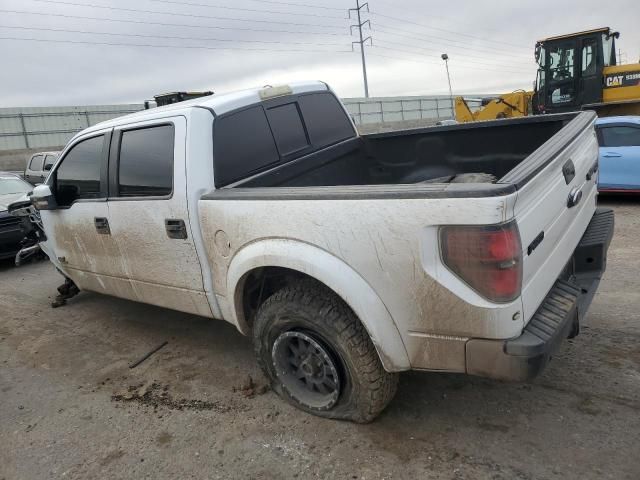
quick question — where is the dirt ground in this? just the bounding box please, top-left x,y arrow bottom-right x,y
1,198 -> 639,480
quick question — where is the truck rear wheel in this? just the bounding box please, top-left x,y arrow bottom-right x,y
252,282 -> 398,423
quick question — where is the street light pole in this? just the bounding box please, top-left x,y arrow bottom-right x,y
441,53 -> 454,119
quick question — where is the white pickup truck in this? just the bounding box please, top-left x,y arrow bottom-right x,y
23,81 -> 613,422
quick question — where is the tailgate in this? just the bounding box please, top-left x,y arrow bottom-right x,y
504,112 -> 599,324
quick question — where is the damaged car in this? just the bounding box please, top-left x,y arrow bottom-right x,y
0,173 -> 33,261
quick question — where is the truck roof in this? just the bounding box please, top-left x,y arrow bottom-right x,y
538,27 -> 611,43
76,80 -> 330,140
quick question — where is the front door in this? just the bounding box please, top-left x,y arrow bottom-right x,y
40,130 -> 123,293
105,116 -> 211,317
597,123 -> 640,191
545,40 -> 579,112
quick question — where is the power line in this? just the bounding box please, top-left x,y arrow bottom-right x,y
0,25 -> 347,47
369,10 -> 530,50
241,0 -> 344,11
0,35 -> 353,53
144,0 -> 347,20
372,24 -> 530,59
0,9 -> 351,37
371,38 -> 533,69
23,0 -> 346,31
367,48 -> 532,75
371,0 -> 501,33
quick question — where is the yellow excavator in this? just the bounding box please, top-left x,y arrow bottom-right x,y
455,27 -> 640,122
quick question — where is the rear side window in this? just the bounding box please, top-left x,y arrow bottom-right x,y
29,155 -> 44,171
117,124 -> 174,197
55,135 -> 104,206
298,93 -> 355,148
265,103 -> 309,157
214,106 -> 279,187
600,126 -> 640,147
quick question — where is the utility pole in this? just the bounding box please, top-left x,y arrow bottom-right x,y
349,1 -> 371,98
441,53 -> 454,118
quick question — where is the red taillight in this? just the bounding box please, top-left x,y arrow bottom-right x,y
440,221 -> 522,302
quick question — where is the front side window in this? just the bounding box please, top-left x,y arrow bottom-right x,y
29,154 -> 44,171
117,125 -> 174,197
600,126 -> 640,147
214,106 -> 280,187
55,135 -> 104,207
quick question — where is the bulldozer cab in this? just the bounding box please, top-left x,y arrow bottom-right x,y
532,27 -> 618,114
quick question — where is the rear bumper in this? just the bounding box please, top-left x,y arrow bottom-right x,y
465,208 -> 614,381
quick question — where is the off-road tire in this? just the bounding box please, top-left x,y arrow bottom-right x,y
253,282 -> 399,423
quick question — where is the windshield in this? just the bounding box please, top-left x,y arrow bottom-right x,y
0,177 -> 31,195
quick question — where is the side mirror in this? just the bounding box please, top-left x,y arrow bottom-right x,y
44,164 -> 53,171
31,184 -> 57,210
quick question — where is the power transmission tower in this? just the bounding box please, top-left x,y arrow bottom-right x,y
349,1 -> 372,98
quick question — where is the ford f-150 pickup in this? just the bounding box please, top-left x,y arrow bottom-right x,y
22,81 -> 613,422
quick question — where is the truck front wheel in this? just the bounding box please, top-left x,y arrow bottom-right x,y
252,282 -> 398,423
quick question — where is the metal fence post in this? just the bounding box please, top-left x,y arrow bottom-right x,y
18,113 -> 30,149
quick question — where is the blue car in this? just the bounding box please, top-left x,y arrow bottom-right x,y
595,116 -> 640,193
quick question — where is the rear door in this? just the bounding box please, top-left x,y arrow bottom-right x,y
504,113 -> 600,323
597,124 -> 640,191
106,116 -> 211,317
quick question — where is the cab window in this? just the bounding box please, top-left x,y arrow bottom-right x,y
547,43 -> 575,105
55,135 -> 105,207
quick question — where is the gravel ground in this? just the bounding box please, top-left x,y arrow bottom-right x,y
1,198 -> 639,480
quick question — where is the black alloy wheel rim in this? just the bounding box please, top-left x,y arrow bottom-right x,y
271,330 -> 341,411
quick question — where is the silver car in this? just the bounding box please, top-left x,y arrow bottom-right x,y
24,151 -> 59,185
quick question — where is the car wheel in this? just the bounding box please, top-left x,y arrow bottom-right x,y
252,281 -> 398,423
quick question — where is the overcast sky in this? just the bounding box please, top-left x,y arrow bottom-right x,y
1,0 -> 639,107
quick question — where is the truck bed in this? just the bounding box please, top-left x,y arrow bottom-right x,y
239,114 -> 577,189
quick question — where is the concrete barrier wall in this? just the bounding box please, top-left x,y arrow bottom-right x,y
0,146 -> 65,172
0,95 -> 474,171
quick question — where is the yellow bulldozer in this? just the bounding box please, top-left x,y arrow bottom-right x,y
455,27 -> 640,122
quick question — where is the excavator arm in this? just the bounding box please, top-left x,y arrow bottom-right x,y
455,91 -> 532,123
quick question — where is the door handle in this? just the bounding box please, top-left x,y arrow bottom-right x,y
165,219 -> 188,239
94,217 -> 111,235
567,187 -> 583,208
603,152 -> 622,158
